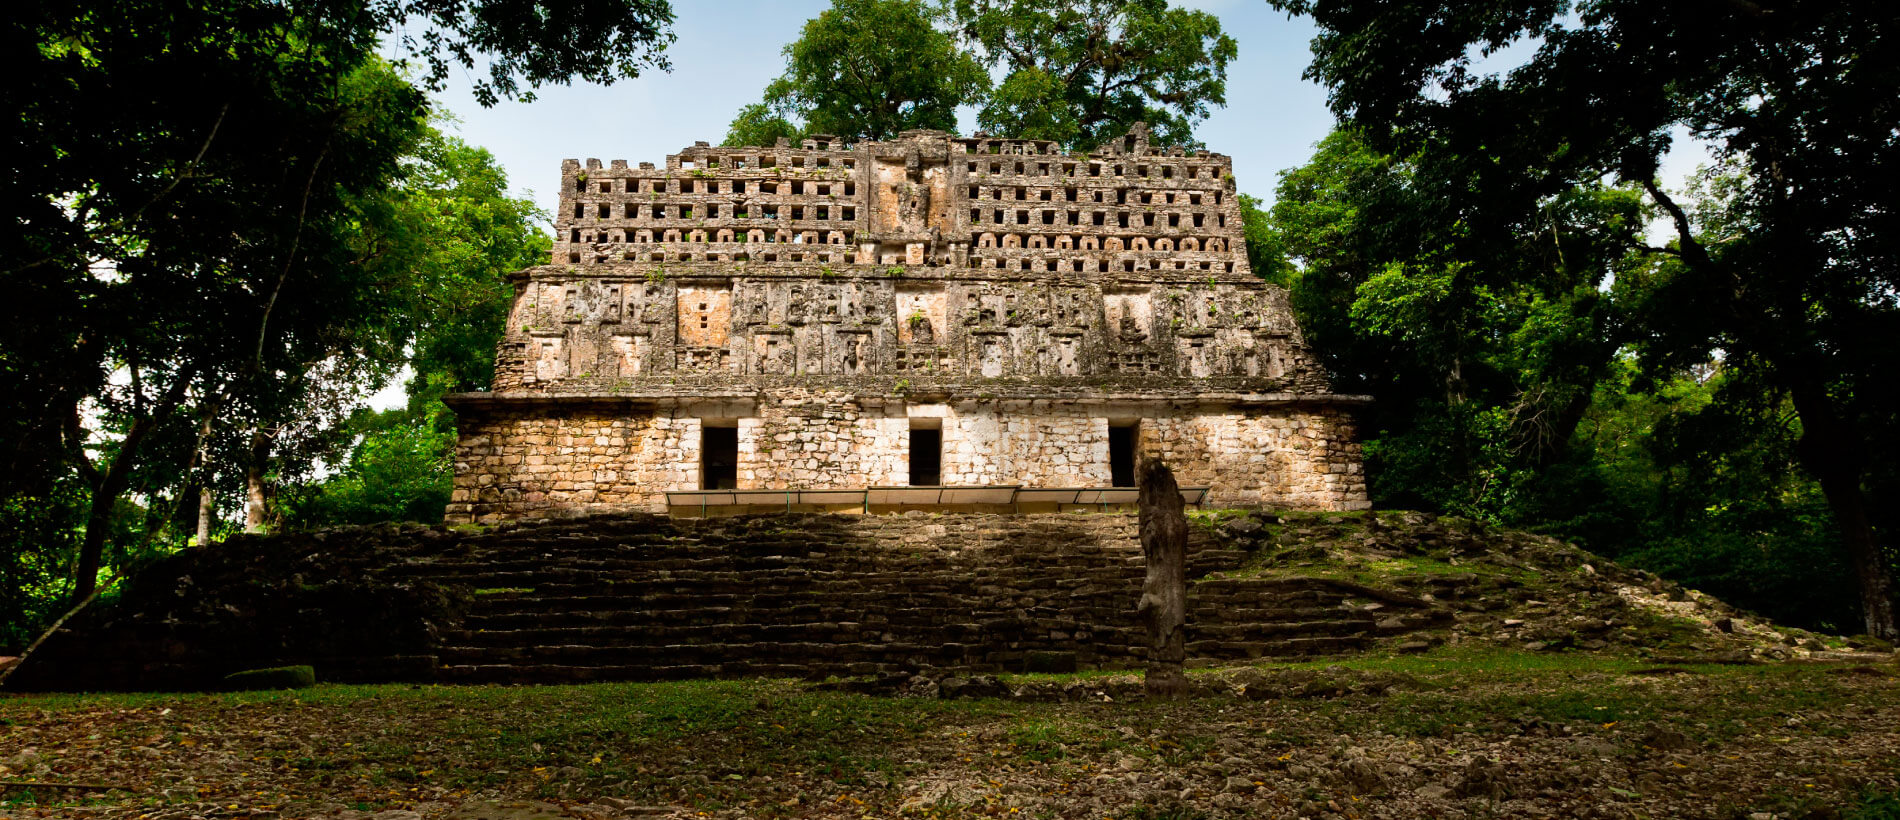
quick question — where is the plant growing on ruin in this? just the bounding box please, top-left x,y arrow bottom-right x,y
886,266 -> 906,278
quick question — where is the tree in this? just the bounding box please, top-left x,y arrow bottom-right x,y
2,0 -> 673,605
1271,129 -> 1642,523
282,130 -> 550,529
725,0 -> 988,145
1269,0 -> 1900,637
1237,194 -> 1294,286
945,0 -> 1237,149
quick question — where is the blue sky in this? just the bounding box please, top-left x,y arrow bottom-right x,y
416,0 -> 1333,222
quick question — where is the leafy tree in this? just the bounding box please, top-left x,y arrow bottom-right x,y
282,130 -> 550,529
945,0 -> 1237,149
1,0 -> 672,609
1579,363 -> 1860,631
725,99 -> 809,148
725,0 -> 988,145
1236,194 -> 1293,286
1269,0 -> 1900,638
1272,129 -> 1641,523
282,411 -> 458,527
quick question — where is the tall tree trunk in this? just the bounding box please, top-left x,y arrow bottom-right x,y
189,392 -> 220,545
244,429 -> 268,533
1787,378 -> 1897,640
197,487 -> 214,546
71,368 -> 196,600
73,417 -> 154,601
1138,458 -> 1188,699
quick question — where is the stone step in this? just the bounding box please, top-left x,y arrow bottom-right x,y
342,513 -> 1416,684
436,660 -> 911,684
436,643 -> 1008,669
459,605 -> 1145,630
1184,619 -> 1379,639
445,620 -> 1145,647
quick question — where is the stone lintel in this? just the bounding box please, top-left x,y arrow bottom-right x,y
444,390 -> 1372,415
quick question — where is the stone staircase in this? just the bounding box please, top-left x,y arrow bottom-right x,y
378,513 -> 1441,684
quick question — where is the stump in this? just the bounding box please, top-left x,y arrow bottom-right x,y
1138,458 -> 1188,699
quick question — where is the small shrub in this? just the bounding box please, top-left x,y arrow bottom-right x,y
224,665 -> 316,691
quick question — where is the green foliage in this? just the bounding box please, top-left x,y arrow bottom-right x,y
1268,124 -> 1886,632
223,665 -> 317,691
724,101 -> 806,147
281,412 -> 455,528
0,0 -> 668,626
1270,0 -> 1900,637
1236,194 -> 1292,286
0,478 -> 83,651
1273,129 -> 1636,521
281,130 -> 544,529
726,0 -> 987,145
946,0 -> 1237,149
389,131 -> 553,394
725,0 -> 1237,150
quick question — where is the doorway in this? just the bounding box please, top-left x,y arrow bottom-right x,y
1108,423 -> 1137,487
909,424 -> 942,486
701,425 -> 738,490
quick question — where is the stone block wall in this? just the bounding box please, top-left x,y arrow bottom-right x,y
1144,407 -> 1366,509
448,392 -> 1367,522
453,412 -> 693,519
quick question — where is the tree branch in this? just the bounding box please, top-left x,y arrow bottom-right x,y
255,146 -> 330,377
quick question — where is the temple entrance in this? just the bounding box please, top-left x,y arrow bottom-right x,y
702,425 -> 738,490
909,425 -> 943,486
1109,423 -> 1137,487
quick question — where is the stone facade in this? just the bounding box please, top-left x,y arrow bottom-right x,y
447,126 -> 1369,522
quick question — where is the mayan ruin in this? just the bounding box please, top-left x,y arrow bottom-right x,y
443,125 -> 1369,521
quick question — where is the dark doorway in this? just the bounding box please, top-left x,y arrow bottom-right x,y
702,425 -> 738,490
1108,423 -> 1137,487
909,426 -> 942,486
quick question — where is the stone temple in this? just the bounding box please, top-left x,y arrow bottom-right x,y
445,125 -> 1369,522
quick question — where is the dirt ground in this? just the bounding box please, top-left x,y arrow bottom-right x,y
4,650 -> 1899,820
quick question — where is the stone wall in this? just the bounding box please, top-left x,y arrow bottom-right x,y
449,392 -> 1367,522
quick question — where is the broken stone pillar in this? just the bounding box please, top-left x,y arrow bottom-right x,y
1138,457 -> 1188,698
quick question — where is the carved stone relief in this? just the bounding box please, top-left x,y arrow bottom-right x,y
1103,290 -> 1153,344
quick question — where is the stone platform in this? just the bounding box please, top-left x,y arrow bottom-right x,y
10,512 -> 1449,690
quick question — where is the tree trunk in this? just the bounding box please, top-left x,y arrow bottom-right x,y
1138,457 -> 1189,699
73,417 -> 154,600
244,429 -> 268,533
72,368 -> 196,600
197,487 -> 214,546
1647,181 -> 1897,640
1787,379 -> 1897,640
